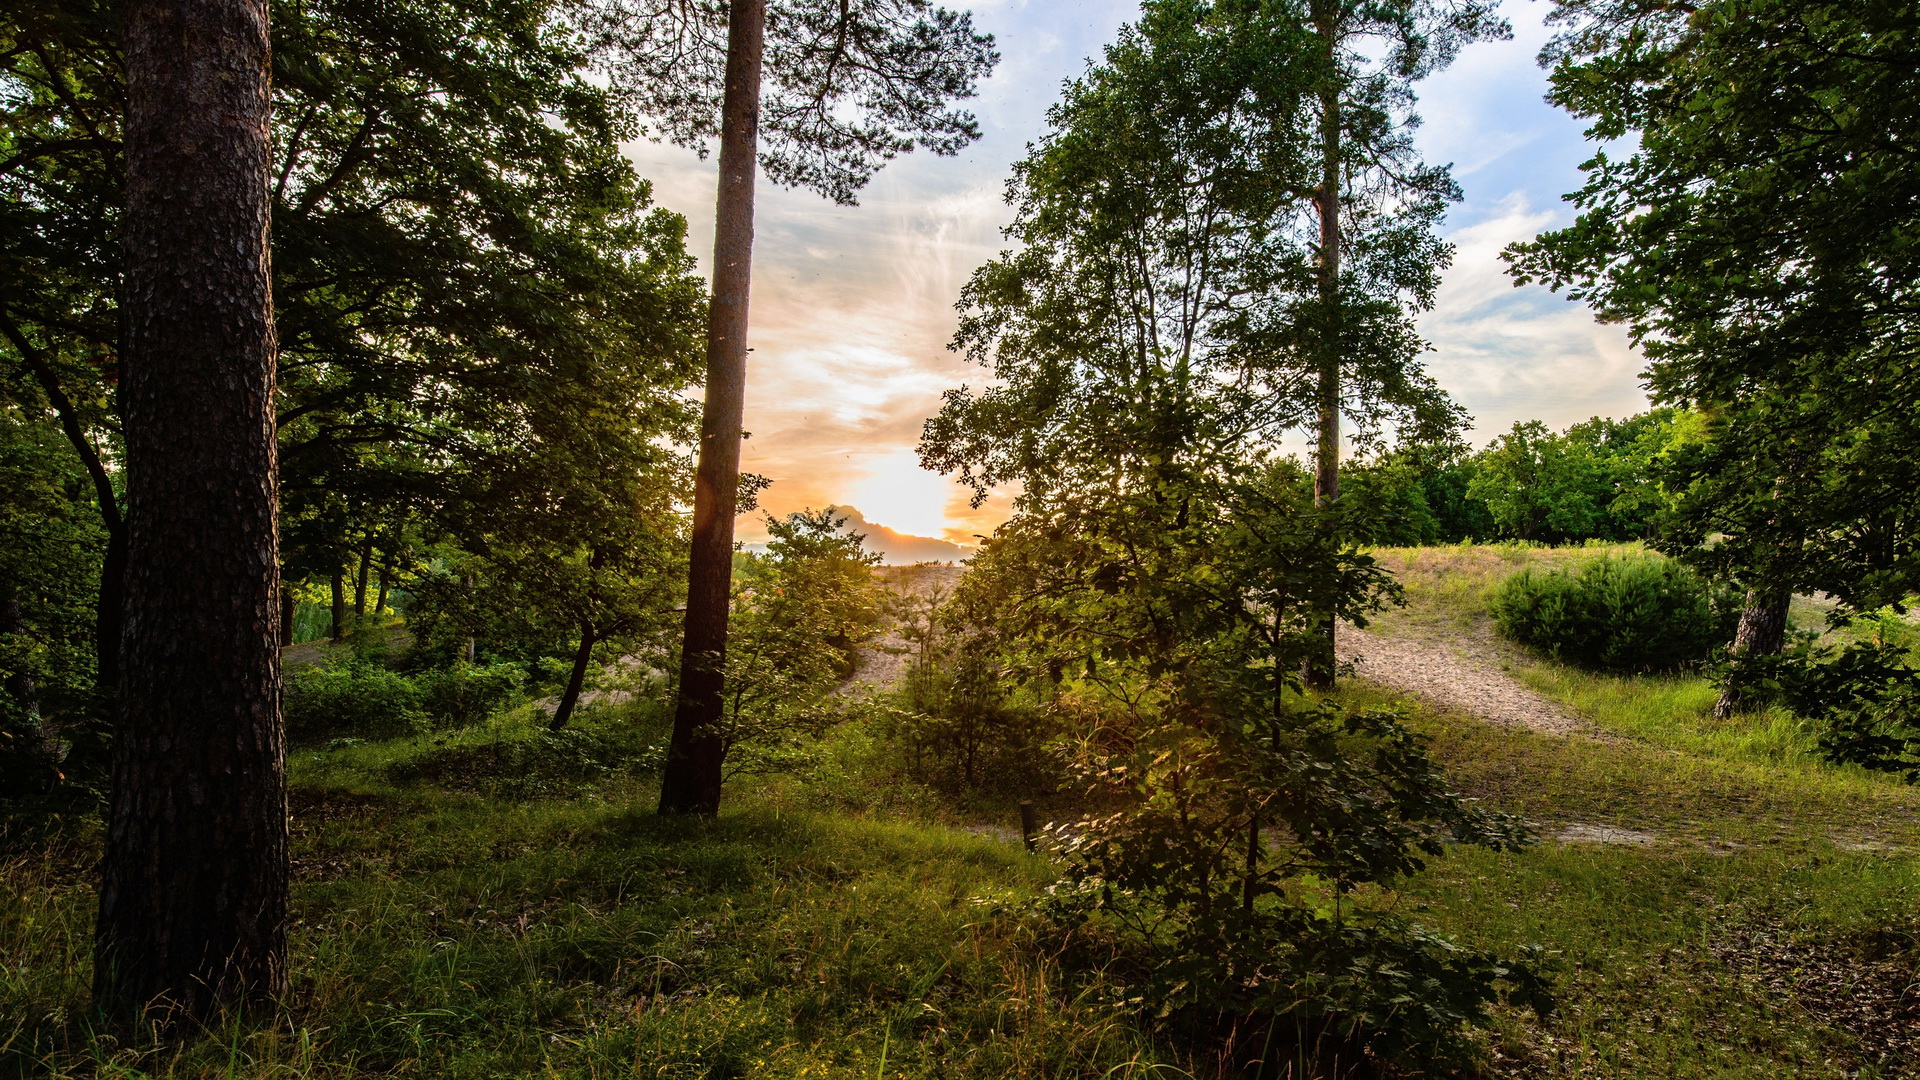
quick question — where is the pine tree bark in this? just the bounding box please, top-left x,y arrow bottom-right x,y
1304,7 -> 1342,692
1713,587 -> 1791,719
659,0 -> 767,816
96,0 -> 286,1026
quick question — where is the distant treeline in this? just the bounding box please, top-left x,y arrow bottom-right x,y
1343,408 -> 1697,546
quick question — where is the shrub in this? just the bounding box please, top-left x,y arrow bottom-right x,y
413,660 -> 525,730
284,659 -> 425,741
1042,701 -> 1551,1074
1489,555 -> 1734,672
286,658 -> 527,741
1724,639 -> 1920,780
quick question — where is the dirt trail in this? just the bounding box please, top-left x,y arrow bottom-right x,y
1341,623 -> 1602,739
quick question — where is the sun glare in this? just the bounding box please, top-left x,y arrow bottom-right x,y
842,449 -> 956,541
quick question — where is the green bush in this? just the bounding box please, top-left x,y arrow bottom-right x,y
413,660 -> 525,729
285,658 -> 526,741
1489,555 -> 1734,672
284,660 -> 425,740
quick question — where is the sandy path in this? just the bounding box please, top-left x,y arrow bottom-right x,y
1341,623 -> 1599,738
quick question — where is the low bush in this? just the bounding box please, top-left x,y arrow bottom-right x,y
414,660 -> 526,729
285,658 -> 527,741
1489,555 -> 1735,672
285,659 -> 425,740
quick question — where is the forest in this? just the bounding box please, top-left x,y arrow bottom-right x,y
3,0 -> 1918,1077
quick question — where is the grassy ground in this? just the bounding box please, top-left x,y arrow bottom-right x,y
5,544 -> 1919,1078
1351,543 -> 1920,1078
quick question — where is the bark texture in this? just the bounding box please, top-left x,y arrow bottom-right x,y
1304,12 -> 1342,692
97,0 -> 287,1024
659,0 -> 767,816
1713,587 -> 1791,719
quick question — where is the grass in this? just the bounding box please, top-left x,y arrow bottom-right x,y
4,730 -> 1173,1078
6,543 -> 1920,1078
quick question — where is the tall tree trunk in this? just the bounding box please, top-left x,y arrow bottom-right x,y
97,0 -> 286,1027
550,619 -> 597,731
659,0 -> 767,816
352,533 -> 372,618
374,558 -> 391,617
1713,587 -> 1791,719
279,584 -> 294,647
1304,11 -> 1342,692
0,315 -> 127,692
330,569 -> 345,642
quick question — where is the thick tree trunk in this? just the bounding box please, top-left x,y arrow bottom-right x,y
659,0 -> 767,816
1713,587 -> 1791,719
0,315 -> 127,691
97,0 -> 286,1027
330,569 -> 345,642
550,619 -> 597,731
1304,16 -> 1342,692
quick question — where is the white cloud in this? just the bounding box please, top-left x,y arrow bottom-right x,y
1420,193 -> 1649,442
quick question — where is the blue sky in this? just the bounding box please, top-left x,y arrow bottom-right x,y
624,0 -> 1647,560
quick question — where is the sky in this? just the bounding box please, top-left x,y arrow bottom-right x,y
621,0 -> 1648,563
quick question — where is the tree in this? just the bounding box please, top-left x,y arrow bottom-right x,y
917,16 -> 1553,1052
1293,0 -> 1507,686
712,508 -> 884,775
95,0 -> 285,1024
1507,0 -> 1920,716
582,0 -> 998,815
3,0 -> 709,741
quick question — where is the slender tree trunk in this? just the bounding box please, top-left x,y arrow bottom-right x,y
659,0 -> 767,816
279,584 -> 294,647
374,559 -> 391,616
1714,586 -> 1791,719
97,0 -> 286,1026
550,619 -> 597,731
352,533 -> 372,618
1304,11 -> 1342,691
330,569 -> 345,642
0,315 -> 127,691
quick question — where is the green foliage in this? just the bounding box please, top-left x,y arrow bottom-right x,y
3,0 -> 710,688
716,509 -> 886,777
1466,411 -> 1691,544
284,658 -> 526,742
1723,640 -> 1920,782
0,411 -> 106,805
1510,0 -> 1920,616
1490,555 -> 1734,673
1043,699 -> 1548,1070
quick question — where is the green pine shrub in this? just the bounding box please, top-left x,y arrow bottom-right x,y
1489,555 -> 1735,672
